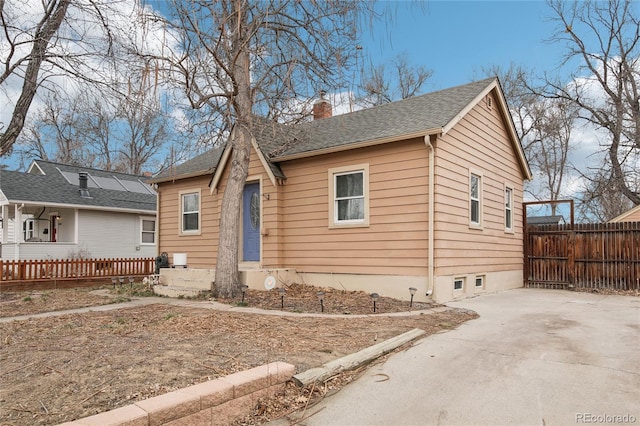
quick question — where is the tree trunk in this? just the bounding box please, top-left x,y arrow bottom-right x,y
213,0 -> 253,298
0,0 -> 70,155
213,128 -> 251,298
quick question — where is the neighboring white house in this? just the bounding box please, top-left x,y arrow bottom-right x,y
0,160 -> 157,261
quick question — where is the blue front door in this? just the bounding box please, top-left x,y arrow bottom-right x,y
242,183 -> 260,261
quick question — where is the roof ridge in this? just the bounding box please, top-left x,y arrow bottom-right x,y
34,160 -> 149,179
303,77 -> 497,126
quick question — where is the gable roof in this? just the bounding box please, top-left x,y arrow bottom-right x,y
609,204 -> 640,223
526,215 -> 566,226
151,77 -> 531,184
0,160 -> 156,213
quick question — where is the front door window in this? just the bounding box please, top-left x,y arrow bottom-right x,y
242,183 -> 260,261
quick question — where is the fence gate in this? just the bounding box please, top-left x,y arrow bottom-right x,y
525,226 -> 574,289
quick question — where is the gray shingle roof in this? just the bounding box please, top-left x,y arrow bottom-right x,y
155,147 -> 226,182
153,78 -> 499,182
272,78 -> 496,159
0,161 -> 156,212
527,215 -> 566,225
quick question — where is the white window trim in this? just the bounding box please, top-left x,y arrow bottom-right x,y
454,277 -> 465,292
24,218 -> 35,241
504,185 -> 514,233
469,170 -> 483,229
140,216 -> 156,245
179,189 -> 201,235
328,163 -> 370,229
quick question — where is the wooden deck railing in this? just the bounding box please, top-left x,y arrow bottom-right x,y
0,257 -> 155,282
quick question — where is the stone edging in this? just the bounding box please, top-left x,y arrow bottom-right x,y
58,361 -> 295,426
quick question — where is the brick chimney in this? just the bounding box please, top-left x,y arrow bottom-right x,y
313,90 -> 332,120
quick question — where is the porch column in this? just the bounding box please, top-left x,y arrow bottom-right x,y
1,205 -> 7,243
13,204 -> 21,259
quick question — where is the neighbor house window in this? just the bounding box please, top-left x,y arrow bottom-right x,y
180,190 -> 200,234
140,217 -> 156,244
23,219 -> 35,241
328,164 -> 369,227
505,186 -> 513,231
454,278 -> 464,291
475,276 -> 484,288
470,172 -> 482,226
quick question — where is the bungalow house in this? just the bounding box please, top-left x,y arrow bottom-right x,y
0,160 -> 157,261
149,77 -> 532,303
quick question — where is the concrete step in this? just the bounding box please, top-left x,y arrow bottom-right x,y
153,285 -> 210,299
159,268 -> 214,291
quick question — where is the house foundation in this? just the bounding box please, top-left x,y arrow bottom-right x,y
153,268 -> 522,303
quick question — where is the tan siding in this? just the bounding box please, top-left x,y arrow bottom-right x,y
157,175 -> 219,268
281,138 -> 429,276
433,89 -> 525,278
156,90 -> 527,283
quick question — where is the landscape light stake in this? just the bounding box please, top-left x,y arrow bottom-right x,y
409,287 -> 417,309
129,276 -> 135,290
241,285 -> 249,303
317,291 -> 325,313
279,287 -> 285,309
111,277 -> 117,289
370,293 -> 379,313
118,276 -> 124,287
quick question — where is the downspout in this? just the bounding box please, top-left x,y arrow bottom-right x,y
424,135 -> 435,297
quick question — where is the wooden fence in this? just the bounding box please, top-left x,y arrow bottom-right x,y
0,257 -> 155,283
525,222 -> 640,290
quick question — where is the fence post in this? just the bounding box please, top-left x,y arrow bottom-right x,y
567,224 -> 576,286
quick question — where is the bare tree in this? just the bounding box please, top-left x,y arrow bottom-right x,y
111,62 -> 171,175
543,0 -> 640,206
16,91 -> 96,166
16,66 -> 174,175
359,53 -> 433,107
527,99 -> 577,213
0,0 -> 120,155
137,0 -> 377,297
482,65 -> 579,218
578,169 -> 635,221
0,0 -> 71,155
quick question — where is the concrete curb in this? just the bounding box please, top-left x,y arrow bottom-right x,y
57,361 -> 295,426
292,328 -> 426,387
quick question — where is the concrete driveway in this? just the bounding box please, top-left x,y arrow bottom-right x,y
289,289 -> 640,426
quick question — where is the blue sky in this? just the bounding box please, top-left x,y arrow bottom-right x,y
0,1 -> 611,175
362,1 -> 562,90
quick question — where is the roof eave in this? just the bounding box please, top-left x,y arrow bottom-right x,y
272,128 -> 443,162
442,77 -> 532,181
609,204 -> 640,222
1,200 -> 155,214
147,169 -> 215,184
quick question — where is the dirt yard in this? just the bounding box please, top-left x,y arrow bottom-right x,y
0,283 -> 477,425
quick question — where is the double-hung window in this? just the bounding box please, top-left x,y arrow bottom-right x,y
336,171 -> 364,222
180,190 -> 200,234
141,217 -> 156,244
505,186 -> 513,231
329,164 -> 369,227
470,172 -> 482,226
